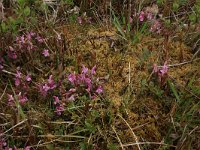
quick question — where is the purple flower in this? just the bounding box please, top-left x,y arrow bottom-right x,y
15,78 -> 21,86
96,85 -> 103,94
130,17 -> 133,23
84,77 -> 92,91
8,46 -> 17,59
87,17 -> 92,23
68,73 -> 76,84
38,84 -> 48,97
68,94 -> 75,101
24,146 -> 31,150
91,65 -> 96,75
26,32 -> 32,41
77,16 -> 83,24
16,70 -> 22,78
48,75 -> 56,89
26,74 -> 32,82
150,20 -> 161,33
82,65 -> 88,74
139,11 -> 145,22
69,88 -> 76,92
20,35 -> 25,43
55,105 -> 64,115
53,96 -> 60,105
153,64 -> 158,73
147,12 -> 153,20
43,84 -> 50,92
42,49 -> 49,57
18,92 -> 28,104
160,62 -> 168,75
7,94 -> 14,106
0,64 -> 3,70
36,36 -> 44,43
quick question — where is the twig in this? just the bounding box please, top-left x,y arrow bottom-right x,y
0,84 -> 8,101
122,141 -> 176,148
1,69 -> 16,76
118,114 -> 141,150
157,57 -> 200,68
112,126 -> 124,150
0,119 -> 28,137
192,47 -> 200,60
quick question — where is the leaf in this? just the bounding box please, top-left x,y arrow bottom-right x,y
85,120 -> 96,134
24,6 -> 31,16
17,0 -> 25,5
1,22 -> 8,32
167,80 -> 181,103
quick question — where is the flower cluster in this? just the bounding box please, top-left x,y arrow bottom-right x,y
77,12 -> 92,25
53,96 -> 65,115
153,62 -> 168,83
138,11 -> 162,33
0,136 -> 7,149
7,92 -> 28,106
7,69 -> 32,106
0,131 -> 30,150
38,75 -> 57,97
7,31 -> 48,60
65,65 -> 103,101
15,69 -> 31,87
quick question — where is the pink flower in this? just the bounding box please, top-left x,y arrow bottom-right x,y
130,17 -> 133,23
55,105 -> 64,115
36,36 -> 44,43
150,20 -> 161,33
139,11 -> 145,22
7,94 -> 14,106
42,49 -> 49,57
87,17 -> 92,23
53,96 -> 60,105
84,77 -> 92,91
26,32 -> 32,40
160,62 -> 168,75
38,84 -> 47,97
68,73 -> 76,84
153,64 -> 158,73
20,35 -> 25,43
26,74 -> 32,82
96,85 -> 103,94
0,64 -> 3,70
68,94 -> 75,101
147,12 -> 153,20
43,84 -> 50,92
82,65 -> 88,74
18,92 -> 28,104
91,65 -> 96,75
48,75 -> 56,89
16,70 -> 21,78
24,146 -> 31,150
69,88 -> 76,92
77,17 -> 83,24
15,78 -> 21,86
8,46 -> 17,59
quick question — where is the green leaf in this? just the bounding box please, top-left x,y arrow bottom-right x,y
189,13 -> 197,23
85,120 -> 96,134
167,80 -> 181,103
108,143 -> 117,150
17,0 -> 25,5
173,2 -> 179,12
24,6 -> 31,16
1,22 -> 8,32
